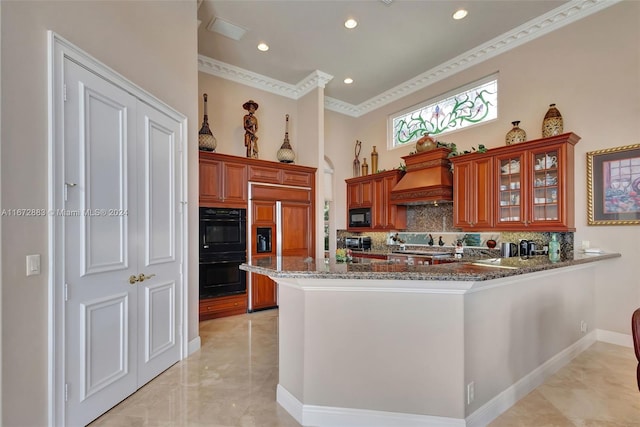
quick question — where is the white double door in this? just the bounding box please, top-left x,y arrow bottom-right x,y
62,58 -> 182,426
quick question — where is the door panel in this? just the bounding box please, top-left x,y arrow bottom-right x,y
143,281 -> 176,361
81,85 -> 129,275
65,58 -> 139,427
136,101 -> 182,385
80,293 -> 130,400
281,201 -> 312,257
143,113 -> 176,265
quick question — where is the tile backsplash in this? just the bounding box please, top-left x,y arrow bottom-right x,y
338,204 -> 574,256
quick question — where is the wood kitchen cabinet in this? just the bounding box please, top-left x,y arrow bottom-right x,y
346,170 -> 406,231
199,293 -> 247,321
199,152 -> 316,319
347,179 -> 373,208
452,132 -> 579,231
199,152 -> 247,208
451,156 -> 494,230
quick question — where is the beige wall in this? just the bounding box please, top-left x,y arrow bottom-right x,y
465,265 -> 597,415
1,1 -> 198,425
198,72 -> 298,160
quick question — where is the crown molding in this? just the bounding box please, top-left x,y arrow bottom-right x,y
198,55 -> 333,100
350,0 -> 622,117
199,0 -> 621,118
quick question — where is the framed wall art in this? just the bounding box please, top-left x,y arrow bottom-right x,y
587,143 -> 640,225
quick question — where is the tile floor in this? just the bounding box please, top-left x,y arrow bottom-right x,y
91,310 -> 640,426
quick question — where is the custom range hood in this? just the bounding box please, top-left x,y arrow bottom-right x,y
390,147 -> 453,205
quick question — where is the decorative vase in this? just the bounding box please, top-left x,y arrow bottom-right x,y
486,239 -> 497,249
415,134 -> 436,152
542,103 -> 563,137
277,114 -> 295,163
353,140 -> 362,177
505,121 -> 527,145
361,158 -> 369,176
371,146 -> 378,174
198,93 -> 217,152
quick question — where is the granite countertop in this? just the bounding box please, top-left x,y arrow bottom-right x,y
240,252 -> 621,281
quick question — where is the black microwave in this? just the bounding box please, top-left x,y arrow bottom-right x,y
348,208 -> 371,228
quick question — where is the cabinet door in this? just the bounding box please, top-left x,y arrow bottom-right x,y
361,180 -> 373,206
474,157 -> 494,229
453,160 -> 473,228
347,181 -> 373,208
495,153 -> 526,228
199,159 -> 222,204
453,157 -> 493,230
281,201 -> 313,257
252,200 -> 276,224
222,162 -> 247,203
372,175 -> 387,229
371,173 -> 406,229
529,145 -> 564,228
251,272 -> 277,310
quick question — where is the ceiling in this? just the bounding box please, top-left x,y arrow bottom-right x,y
197,1 -> 604,115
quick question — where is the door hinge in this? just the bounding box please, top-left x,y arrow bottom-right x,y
64,283 -> 69,302
64,383 -> 69,402
63,84 -> 67,102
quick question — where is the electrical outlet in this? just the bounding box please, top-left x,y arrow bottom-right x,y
467,381 -> 475,404
582,240 -> 590,250
580,320 -> 588,333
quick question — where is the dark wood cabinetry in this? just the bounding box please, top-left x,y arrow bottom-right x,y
346,170 -> 406,231
451,132 -> 579,231
199,153 -> 247,208
199,152 -> 316,319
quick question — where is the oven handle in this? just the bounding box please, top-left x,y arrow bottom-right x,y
199,259 -> 245,265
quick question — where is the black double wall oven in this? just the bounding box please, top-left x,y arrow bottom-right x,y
199,207 -> 247,299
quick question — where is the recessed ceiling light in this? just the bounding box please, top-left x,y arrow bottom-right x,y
453,9 -> 468,20
344,78 -> 353,84
257,42 -> 269,52
344,18 -> 358,29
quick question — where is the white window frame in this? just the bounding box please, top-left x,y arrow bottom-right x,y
388,73 -> 498,150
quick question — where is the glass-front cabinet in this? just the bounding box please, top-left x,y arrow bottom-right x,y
496,153 -> 525,226
529,146 -> 562,225
451,132 -> 580,232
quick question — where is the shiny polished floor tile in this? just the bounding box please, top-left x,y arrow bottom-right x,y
91,311 -> 639,427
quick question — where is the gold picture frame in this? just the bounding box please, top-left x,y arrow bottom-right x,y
587,143 -> 640,225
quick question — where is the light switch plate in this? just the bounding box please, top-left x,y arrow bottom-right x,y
26,254 -> 41,276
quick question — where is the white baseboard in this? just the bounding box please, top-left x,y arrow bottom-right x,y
277,384 -> 465,427
596,328 -> 633,348
465,331 -> 596,427
188,336 -> 201,356
276,331 -> 626,427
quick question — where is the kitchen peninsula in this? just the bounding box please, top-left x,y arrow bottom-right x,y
241,252 -> 620,426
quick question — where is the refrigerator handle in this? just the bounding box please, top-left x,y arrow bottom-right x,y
276,201 -> 283,257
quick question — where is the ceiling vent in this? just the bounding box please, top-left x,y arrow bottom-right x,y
390,148 -> 453,205
207,17 -> 248,41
